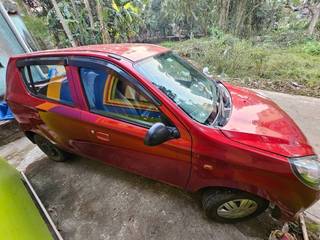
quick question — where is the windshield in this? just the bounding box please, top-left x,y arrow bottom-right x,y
134,52 -> 219,124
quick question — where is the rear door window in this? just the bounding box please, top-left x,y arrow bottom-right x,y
21,64 -> 73,105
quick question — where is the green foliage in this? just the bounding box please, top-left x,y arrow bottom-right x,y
143,0 -> 216,38
24,0 -> 320,47
27,0 -> 144,48
47,1 -> 102,47
261,29 -> 310,47
151,0 -> 285,38
21,0 -> 320,97
209,26 -> 224,40
162,36 -> 320,88
303,41 -> 320,55
108,0 -> 143,42
162,34 -> 269,79
23,15 -> 53,49
260,9 -> 312,47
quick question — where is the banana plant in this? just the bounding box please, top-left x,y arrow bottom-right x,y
47,0 -> 101,47
108,0 -> 143,42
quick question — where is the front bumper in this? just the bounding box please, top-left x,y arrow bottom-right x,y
274,187 -> 320,221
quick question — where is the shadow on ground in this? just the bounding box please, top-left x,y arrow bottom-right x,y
26,156 -> 281,240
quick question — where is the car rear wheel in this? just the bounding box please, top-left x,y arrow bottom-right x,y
202,189 -> 268,223
34,135 -> 70,162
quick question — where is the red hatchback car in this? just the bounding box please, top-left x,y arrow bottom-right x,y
6,44 -> 320,223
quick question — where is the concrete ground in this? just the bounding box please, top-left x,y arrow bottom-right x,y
0,90 -> 319,240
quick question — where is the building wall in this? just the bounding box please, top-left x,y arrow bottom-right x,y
0,1 -> 31,97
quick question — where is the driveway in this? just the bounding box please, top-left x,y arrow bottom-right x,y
0,90 -> 319,240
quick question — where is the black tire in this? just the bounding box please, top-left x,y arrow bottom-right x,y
202,189 -> 269,223
34,135 -> 70,162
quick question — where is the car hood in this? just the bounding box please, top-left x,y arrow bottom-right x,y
220,84 -> 314,157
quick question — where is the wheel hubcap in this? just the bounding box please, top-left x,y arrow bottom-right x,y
217,199 -> 258,219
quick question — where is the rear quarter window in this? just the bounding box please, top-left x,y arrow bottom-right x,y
21,64 -> 73,105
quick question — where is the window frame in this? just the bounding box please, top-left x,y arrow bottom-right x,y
17,57 -> 75,107
69,56 -> 171,129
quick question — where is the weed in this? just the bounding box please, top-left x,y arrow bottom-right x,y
162,35 -> 320,97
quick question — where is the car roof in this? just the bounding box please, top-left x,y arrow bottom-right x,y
19,44 -> 170,63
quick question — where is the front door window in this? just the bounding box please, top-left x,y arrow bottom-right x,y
79,67 -> 161,127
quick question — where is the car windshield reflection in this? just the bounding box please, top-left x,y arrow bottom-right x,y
135,52 -> 219,124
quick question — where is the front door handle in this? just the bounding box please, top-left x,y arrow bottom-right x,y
94,131 -> 110,142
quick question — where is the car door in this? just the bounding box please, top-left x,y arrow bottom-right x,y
68,57 -> 192,188
16,57 -> 85,152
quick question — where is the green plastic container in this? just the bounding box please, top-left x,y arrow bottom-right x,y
0,158 -> 53,240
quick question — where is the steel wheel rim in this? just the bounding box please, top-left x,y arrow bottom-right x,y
217,199 -> 258,219
40,141 -> 59,159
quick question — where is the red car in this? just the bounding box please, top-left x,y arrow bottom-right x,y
6,44 -> 320,223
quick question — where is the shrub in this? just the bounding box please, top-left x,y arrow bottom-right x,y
303,41 -> 320,56
162,36 -> 320,87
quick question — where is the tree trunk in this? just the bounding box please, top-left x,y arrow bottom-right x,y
95,0 -> 111,44
50,0 -> 77,47
218,0 -> 230,30
83,0 -> 94,29
71,0 -> 87,45
234,0 -> 247,36
202,8 -> 209,36
20,1 -> 33,16
70,0 -> 78,17
307,3 -> 320,36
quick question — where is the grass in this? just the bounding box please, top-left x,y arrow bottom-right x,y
162,36 -> 320,97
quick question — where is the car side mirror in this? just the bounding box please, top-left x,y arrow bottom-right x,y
144,123 -> 179,146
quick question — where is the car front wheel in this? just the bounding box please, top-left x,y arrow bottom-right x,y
202,189 -> 269,223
